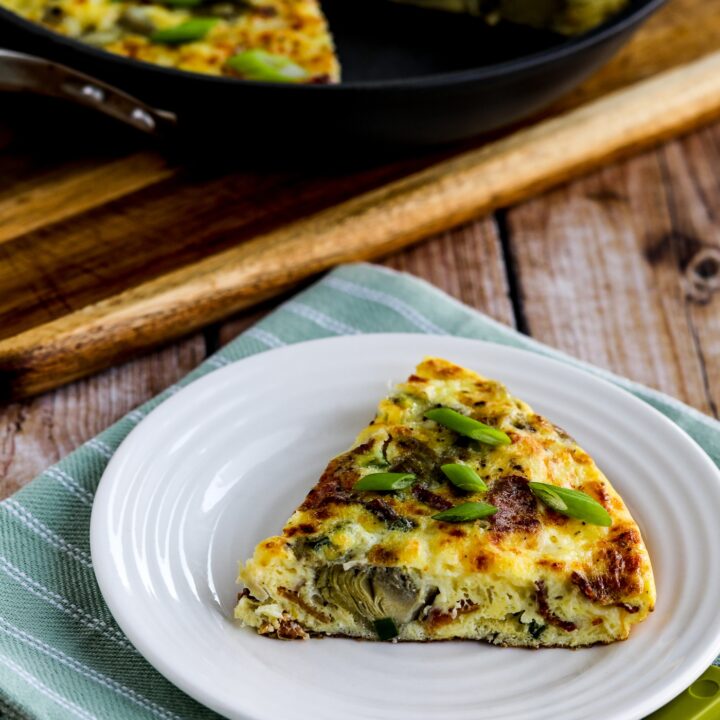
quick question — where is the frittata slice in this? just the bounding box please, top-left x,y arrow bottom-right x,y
2,0 -> 339,81
390,0 -> 630,35
236,357 -> 655,647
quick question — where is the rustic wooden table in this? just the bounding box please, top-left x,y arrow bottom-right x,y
1,113 -> 719,499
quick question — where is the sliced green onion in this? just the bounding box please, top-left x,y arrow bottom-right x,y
150,18 -> 217,44
226,50 -> 310,83
528,483 -> 568,513
529,482 -> 612,527
441,463 -> 488,493
432,501 -> 498,523
374,617 -> 399,641
353,472 -> 416,492
425,408 -> 510,446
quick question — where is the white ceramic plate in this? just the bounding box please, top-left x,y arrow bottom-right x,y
91,335 -> 720,720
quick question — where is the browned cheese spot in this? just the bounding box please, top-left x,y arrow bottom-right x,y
473,551 -> 494,572
571,527 -> 644,605
300,442 -> 373,510
368,545 -> 399,565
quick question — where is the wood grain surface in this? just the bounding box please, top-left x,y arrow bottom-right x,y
2,0 -> 720,399
2,116 -> 719,497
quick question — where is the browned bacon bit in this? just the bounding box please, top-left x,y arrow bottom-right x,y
535,580 -> 576,632
425,599 -> 478,630
278,587 -> 331,623
389,436 -> 437,477
615,603 -> 640,614
275,615 -> 310,640
487,476 -> 540,535
364,498 -> 415,531
237,588 -> 256,603
412,484 -> 453,511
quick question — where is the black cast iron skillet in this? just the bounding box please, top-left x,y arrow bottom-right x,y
0,0 -> 666,151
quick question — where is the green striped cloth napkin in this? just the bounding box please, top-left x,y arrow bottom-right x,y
1,263 -> 718,720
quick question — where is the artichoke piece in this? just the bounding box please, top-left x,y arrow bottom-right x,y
81,29 -> 123,45
389,0 -> 630,35
316,565 -> 437,624
118,7 -> 156,35
499,0 -> 629,35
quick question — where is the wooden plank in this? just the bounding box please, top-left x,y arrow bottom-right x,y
5,51 -> 720,399
505,129 -> 720,416
0,216 -> 514,497
655,127 -> 720,415
0,152 -> 173,245
382,219 -> 516,328
0,334 -> 206,499
0,152 -> 432,341
215,217 -> 516,346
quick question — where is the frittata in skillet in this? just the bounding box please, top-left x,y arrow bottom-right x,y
236,358 -> 655,646
2,0 -> 339,81
2,0 -> 630,81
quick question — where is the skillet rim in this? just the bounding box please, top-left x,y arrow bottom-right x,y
0,0 -> 667,92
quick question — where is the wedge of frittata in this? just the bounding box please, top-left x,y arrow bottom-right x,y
236,357 -> 655,646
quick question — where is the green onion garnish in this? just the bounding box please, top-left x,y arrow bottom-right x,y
425,408 -> 510,446
150,18 -> 217,44
353,472 -> 416,492
373,617 -> 399,641
441,463 -> 488,493
432,501 -> 498,523
226,50 -> 310,83
528,482 -> 612,527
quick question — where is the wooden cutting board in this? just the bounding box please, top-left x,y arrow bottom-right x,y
2,0 -> 720,401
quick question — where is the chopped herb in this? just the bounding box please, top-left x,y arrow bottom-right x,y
528,619 -> 547,639
374,617 -> 399,641
425,408 -> 510,446
305,535 -> 331,551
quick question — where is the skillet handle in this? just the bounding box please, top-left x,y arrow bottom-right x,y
0,48 -> 177,137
